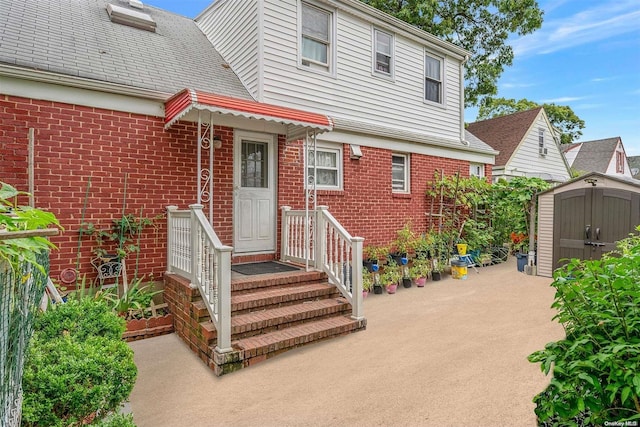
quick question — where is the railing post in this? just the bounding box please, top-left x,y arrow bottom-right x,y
315,206 -> 329,270
216,246 -> 233,353
351,237 -> 365,320
165,205 -> 178,275
189,204 -> 203,289
280,206 -> 291,262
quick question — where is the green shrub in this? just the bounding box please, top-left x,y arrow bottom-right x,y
34,298 -> 125,342
528,228 -> 640,424
21,299 -> 137,426
93,413 -> 136,427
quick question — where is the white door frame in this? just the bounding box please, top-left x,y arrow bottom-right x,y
233,131 -> 277,253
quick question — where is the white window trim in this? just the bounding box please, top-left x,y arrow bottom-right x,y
298,1 -> 337,77
424,51 -> 445,107
372,27 -> 394,80
307,142 -> 343,190
392,153 -> 410,193
469,163 -> 485,178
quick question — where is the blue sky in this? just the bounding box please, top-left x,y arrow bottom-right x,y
146,0 -> 640,155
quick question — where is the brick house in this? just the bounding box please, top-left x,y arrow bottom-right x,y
1,0 -> 496,371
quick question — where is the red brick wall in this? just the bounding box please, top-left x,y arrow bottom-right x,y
277,140 -> 492,248
1,94 -> 491,279
0,95 -> 236,282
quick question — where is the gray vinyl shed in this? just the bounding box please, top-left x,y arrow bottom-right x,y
536,172 -> 640,277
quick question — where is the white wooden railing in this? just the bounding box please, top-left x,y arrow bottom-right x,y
166,205 -> 232,353
281,206 -> 364,320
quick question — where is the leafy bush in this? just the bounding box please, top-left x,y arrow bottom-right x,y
21,299 -> 137,426
528,228 -> 640,424
34,298 -> 125,342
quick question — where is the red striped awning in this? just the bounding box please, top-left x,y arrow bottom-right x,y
164,89 -> 333,140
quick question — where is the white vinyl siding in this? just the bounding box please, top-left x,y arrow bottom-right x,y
424,52 -> 442,104
259,0 -> 462,142
392,153 -> 409,193
307,144 -> 342,190
373,28 -> 393,77
505,114 -> 571,182
196,1 -> 260,98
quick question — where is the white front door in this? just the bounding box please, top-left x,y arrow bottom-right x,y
233,131 -> 276,253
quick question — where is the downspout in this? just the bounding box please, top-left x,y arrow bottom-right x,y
459,55 -> 469,144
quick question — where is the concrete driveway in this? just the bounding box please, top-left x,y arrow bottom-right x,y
128,257 -> 565,427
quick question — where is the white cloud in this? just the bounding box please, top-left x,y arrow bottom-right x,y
540,96 -> 586,103
501,82 -> 536,89
591,77 -> 617,83
511,1 -> 640,57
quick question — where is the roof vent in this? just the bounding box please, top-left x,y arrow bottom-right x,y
129,0 -> 144,9
107,3 -> 156,32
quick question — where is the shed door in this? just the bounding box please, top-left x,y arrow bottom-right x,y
553,188 -> 639,269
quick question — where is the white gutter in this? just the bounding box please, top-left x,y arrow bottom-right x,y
0,64 -> 172,101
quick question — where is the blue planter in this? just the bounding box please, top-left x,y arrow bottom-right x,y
516,253 -> 527,272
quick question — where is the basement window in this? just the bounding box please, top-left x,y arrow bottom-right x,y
107,3 -> 156,32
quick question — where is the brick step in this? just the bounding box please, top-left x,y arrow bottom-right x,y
231,269 -> 326,293
230,282 -> 340,314
199,298 -> 351,344
233,315 -> 366,366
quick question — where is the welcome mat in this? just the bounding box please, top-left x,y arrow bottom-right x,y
231,261 -> 300,276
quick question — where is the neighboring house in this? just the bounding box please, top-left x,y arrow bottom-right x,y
466,107 -> 571,183
1,0 -> 496,280
628,156 -> 640,179
562,137 -> 633,179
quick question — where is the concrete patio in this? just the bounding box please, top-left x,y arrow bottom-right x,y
127,257 -> 565,426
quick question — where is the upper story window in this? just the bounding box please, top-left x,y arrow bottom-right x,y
616,150 -> 625,173
301,2 -> 333,73
424,53 -> 442,104
392,153 -> 410,193
538,129 -> 547,156
307,143 -> 342,190
373,29 -> 393,76
469,163 -> 485,178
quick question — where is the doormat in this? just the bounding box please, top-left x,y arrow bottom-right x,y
231,261 -> 300,276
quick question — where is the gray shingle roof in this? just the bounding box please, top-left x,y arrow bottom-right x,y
0,0 -> 252,99
466,108 -> 543,166
628,155 -> 640,179
567,137 -> 621,173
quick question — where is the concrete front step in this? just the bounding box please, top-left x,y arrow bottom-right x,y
199,298 -> 351,344
230,282 -> 340,314
232,315 -> 367,366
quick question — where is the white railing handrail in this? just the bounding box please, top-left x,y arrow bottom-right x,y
166,204 -> 232,353
281,205 -> 364,320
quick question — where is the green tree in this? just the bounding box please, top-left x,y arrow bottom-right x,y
477,97 -> 586,144
361,0 -> 544,106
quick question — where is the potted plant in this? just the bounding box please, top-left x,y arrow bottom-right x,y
80,212 -> 161,283
362,271 -> 374,298
410,257 -> 432,287
414,233 -> 435,260
390,221 -> 416,263
363,244 -> 389,272
511,232 -> 529,272
380,260 -> 402,294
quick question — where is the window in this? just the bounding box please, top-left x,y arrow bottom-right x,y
301,2 -> 332,72
373,29 -> 393,76
424,53 -> 442,103
616,150 -> 625,173
307,144 -> 342,189
392,153 -> 409,193
469,163 -> 485,178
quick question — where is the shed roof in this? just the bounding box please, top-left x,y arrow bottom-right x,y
0,0 -> 252,99
466,108 -> 543,166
